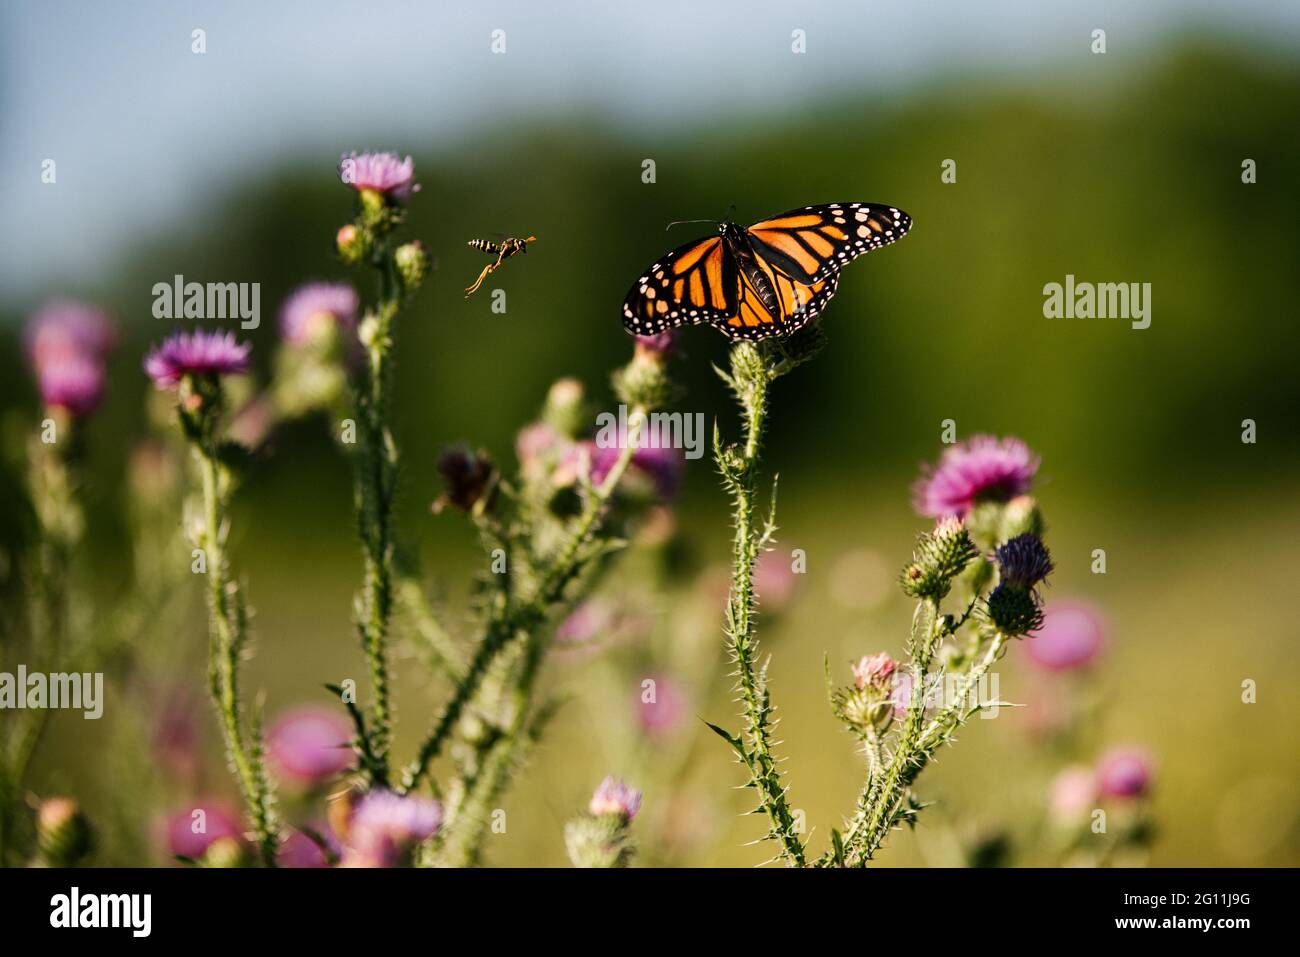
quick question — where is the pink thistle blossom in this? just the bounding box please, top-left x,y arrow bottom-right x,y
36,354 -> 105,416
852,652 -> 897,691
913,435 -> 1039,518
25,299 -> 114,369
1049,765 -> 1098,822
279,282 -> 359,346
1097,747 -> 1154,799
338,151 -> 419,202
588,776 -> 641,821
637,673 -> 687,737
341,791 -> 442,868
267,706 -> 353,786
1025,601 -> 1106,671
163,803 -> 243,860
144,330 -> 251,389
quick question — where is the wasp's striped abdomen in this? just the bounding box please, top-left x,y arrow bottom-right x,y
468,238 -> 500,254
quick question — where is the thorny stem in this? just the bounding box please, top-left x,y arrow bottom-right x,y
398,408 -> 648,795
718,346 -> 805,867
848,599 -> 941,865
197,441 -> 278,867
353,256 -> 401,783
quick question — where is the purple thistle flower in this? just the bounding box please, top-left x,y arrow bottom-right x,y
278,824 -> 340,868
25,299 -> 115,370
267,706 -> 353,786
163,803 -> 243,860
591,427 -> 685,500
1096,747 -> 1154,799
913,435 -> 1039,518
637,673 -> 687,737
36,354 -> 105,416
994,533 -> 1054,590
589,776 -> 642,821
338,151 -> 419,202
634,330 -> 678,360
1026,600 -> 1106,671
279,282 -> 359,346
144,330 -> 252,389
342,791 -> 442,868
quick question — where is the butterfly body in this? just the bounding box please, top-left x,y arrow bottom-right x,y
622,203 -> 911,340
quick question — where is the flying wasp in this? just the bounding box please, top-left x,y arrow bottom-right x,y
463,235 -> 537,298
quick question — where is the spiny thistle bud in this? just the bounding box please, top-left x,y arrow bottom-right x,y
900,517 -> 977,600
613,349 -> 674,410
994,533 -> 1053,590
565,777 -> 640,868
984,581 -> 1044,637
336,224 -> 371,265
35,796 -> 93,866
564,812 -> 635,868
394,240 -> 429,294
432,444 -> 498,516
833,654 -> 898,735
542,377 -> 587,438
358,188 -> 388,229
765,323 -> 826,375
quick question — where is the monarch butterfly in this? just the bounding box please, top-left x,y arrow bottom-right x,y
621,203 -> 911,340
464,235 -> 536,298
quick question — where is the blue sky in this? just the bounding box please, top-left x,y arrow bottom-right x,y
3,0 -> 1298,307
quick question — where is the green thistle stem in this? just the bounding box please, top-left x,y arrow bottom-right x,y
717,344 -> 804,867
195,434 -> 278,867
398,408 -> 647,795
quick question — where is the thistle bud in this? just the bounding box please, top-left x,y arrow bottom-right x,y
394,241 -> 428,294
336,224 -> 371,265
900,518 -> 977,600
36,796 -> 93,866
542,377 -> 587,438
201,835 -> 251,868
984,581 -> 1043,637
564,813 -> 635,868
1001,495 -> 1044,540
994,533 -> 1053,590
432,445 -> 498,516
612,348 -> 674,410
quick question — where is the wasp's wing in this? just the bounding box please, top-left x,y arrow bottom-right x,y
621,235 -> 740,336
745,203 -> 911,285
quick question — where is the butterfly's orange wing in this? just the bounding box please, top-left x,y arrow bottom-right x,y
719,260 -> 839,341
746,203 -> 911,285
621,235 -> 740,336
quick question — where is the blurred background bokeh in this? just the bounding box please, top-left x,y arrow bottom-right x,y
2,0 -> 1298,866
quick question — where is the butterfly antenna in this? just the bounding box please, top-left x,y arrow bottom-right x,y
665,218 -> 717,232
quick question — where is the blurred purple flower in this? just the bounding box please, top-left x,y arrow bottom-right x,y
589,776 -> 641,821
638,673 -> 687,737
591,429 -> 684,500
913,435 -> 1039,518
555,601 -> 612,645
1097,747 -> 1154,799
36,354 -> 105,416
278,824 -> 340,868
279,282 -> 358,346
164,803 -> 243,860
144,330 -> 251,389
25,299 -> 114,370
753,551 -> 799,611
342,790 -> 442,868
338,151 -> 419,202
152,688 -> 200,780
1049,765 -> 1098,822
267,706 -> 353,786
1026,601 -> 1106,671
633,330 -> 678,360
516,421 -> 565,471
